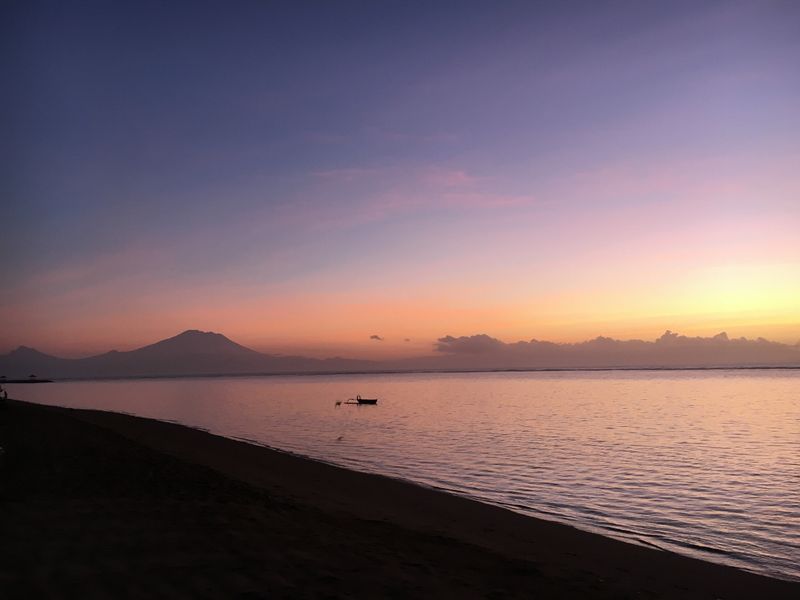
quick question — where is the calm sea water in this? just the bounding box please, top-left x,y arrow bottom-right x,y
10,370 -> 800,581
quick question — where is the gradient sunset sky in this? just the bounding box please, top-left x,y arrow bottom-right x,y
3,0 -> 799,358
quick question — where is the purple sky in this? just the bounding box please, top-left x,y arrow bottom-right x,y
2,1 -> 799,357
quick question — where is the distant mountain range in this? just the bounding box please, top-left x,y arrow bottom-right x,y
1,329 -> 798,380
0,330 -> 375,379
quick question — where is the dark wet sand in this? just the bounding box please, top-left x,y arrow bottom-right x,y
1,399 -> 796,598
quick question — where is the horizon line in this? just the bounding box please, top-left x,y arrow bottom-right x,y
5,364 -> 800,386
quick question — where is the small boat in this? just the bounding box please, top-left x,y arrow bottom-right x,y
336,394 -> 378,406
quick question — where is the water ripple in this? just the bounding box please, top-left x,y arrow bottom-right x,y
12,369 -> 800,582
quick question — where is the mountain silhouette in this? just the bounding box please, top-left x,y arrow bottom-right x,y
126,330 -> 262,359
0,330 -> 374,379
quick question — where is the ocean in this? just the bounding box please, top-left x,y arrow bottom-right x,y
11,369 -> 799,581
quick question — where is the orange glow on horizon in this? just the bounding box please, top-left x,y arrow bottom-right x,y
4,261 -> 798,359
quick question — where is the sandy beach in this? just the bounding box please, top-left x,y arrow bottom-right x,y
0,398 -> 796,599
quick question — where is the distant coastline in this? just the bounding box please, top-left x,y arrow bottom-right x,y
6,364 -> 799,384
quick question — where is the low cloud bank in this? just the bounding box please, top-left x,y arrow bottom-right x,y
429,330 -> 799,369
435,334 -> 505,354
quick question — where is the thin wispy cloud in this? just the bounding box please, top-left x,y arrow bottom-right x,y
311,167 -> 381,182
297,164 -> 537,233
423,167 -> 479,188
374,129 -> 459,144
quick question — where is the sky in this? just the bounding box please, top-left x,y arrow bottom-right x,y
2,0 -> 799,359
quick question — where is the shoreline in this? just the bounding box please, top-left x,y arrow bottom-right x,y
2,398 -> 797,598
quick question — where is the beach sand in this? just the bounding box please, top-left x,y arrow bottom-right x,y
1,399 -> 796,599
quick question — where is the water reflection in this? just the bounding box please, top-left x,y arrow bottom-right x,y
12,370 -> 800,581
